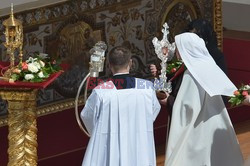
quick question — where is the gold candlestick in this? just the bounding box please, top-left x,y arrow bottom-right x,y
2,3 -> 23,79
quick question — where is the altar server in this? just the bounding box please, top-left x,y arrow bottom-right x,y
81,46 -> 161,166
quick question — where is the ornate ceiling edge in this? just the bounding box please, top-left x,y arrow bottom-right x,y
0,0 -> 142,31
214,0 -> 223,50
0,97 -> 85,127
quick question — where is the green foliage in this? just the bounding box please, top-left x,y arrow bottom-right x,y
228,96 -> 244,106
166,60 -> 183,74
228,84 -> 250,106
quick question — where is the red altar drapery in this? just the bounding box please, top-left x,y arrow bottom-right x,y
0,61 -> 65,89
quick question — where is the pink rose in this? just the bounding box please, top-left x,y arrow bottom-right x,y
52,60 -> 57,65
234,90 -> 240,96
171,68 -> 176,73
22,62 -> 28,70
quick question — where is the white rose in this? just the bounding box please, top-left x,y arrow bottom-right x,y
33,61 -> 41,69
28,63 -> 39,73
38,71 -> 45,78
25,74 -> 34,80
39,60 -> 45,67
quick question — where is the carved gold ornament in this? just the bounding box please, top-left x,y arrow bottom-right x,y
2,3 -> 23,81
0,89 -> 38,166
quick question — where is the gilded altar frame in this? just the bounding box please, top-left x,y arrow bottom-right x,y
159,0 -> 222,49
0,0 -> 222,126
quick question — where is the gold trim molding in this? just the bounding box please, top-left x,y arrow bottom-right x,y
36,97 -> 85,116
0,96 -> 85,127
214,0 -> 223,50
0,88 -> 37,100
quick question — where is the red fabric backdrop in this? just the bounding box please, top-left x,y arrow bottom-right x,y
224,38 -> 250,123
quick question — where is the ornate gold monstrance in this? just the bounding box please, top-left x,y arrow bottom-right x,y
2,3 -> 23,79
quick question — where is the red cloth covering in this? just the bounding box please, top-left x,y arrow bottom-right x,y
0,62 -> 64,89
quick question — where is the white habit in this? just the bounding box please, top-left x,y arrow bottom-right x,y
165,33 -> 244,166
165,70 -> 244,166
81,78 -> 161,166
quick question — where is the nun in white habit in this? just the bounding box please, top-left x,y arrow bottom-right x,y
165,33 -> 244,166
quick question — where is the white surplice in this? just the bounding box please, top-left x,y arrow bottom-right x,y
81,78 -> 161,166
165,70 -> 244,166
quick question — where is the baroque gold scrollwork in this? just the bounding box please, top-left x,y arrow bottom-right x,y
0,89 -> 38,166
159,0 -> 198,42
159,0 -> 222,48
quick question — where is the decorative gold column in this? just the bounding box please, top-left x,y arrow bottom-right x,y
0,89 -> 38,166
214,0 -> 223,50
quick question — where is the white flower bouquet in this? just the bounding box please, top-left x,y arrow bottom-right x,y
10,53 -> 61,82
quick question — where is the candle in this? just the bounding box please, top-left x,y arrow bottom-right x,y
11,3 -> 13,13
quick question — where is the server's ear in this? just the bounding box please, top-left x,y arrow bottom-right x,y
129,59 -> 132,68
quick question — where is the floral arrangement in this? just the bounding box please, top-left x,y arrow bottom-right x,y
10,53 -> 61,82
229,84 -> 250,106
166,60 -> 183,74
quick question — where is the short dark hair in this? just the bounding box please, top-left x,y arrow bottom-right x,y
108,46 -> 131,70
